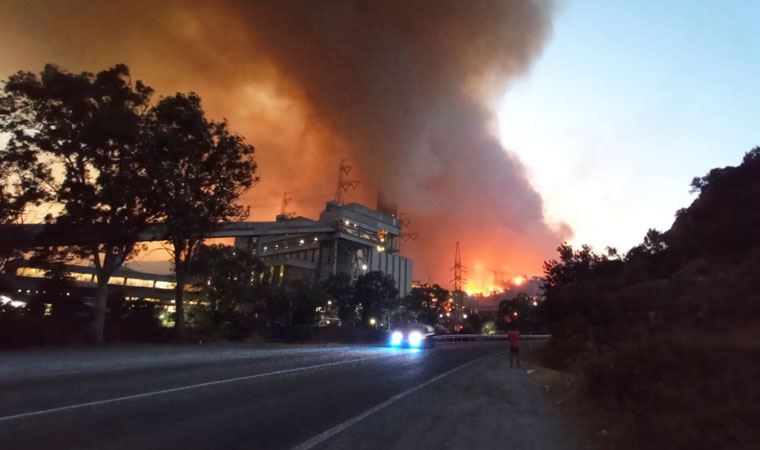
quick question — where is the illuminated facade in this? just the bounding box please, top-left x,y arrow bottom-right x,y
10,265 -> 199,304
234,201 -> 413,297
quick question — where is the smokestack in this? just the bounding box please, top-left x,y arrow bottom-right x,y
377,190 -> 398,218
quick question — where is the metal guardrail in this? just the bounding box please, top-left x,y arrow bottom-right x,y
433,334 -> 551,342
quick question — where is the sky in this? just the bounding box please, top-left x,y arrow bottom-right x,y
1,1 -> 759,286
498,0 -> 760,253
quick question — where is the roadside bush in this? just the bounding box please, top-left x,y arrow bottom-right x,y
541,316 -> 593,370
184,305 -> 227,341
108,301 -> 168,342
580,327 -> 760,450
0,305 -> 88,346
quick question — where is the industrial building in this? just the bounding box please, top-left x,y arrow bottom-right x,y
4,200 -> 414,303
9,264 -> 199,305
234,201 -> 413,298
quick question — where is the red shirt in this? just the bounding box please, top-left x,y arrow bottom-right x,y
507,330 -> 520,347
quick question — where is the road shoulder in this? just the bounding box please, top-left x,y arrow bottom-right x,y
312,351 -> 582,450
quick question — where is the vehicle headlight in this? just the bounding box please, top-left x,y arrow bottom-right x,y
390,331 -> 403,346
408,331 -> 423,347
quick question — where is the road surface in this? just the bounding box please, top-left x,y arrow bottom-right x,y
0,342 -> 578,449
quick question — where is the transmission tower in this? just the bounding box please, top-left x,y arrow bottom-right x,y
451,241 -> 466,313
398,212 -> 418,243
333,159 -> 359,204
451,241 -> 465,292
280,192 -> 293,217
276,192 -> 295,222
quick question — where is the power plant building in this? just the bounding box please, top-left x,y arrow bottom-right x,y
233,201 -> 413,298
4,201 -> 414,302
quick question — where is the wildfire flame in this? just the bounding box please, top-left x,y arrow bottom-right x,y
464,284 -> 504,297
462,271 -> 529,296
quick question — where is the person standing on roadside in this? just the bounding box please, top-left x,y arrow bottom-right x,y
507,326 -> 520,368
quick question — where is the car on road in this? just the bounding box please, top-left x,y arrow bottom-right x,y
388,323 -> 436,348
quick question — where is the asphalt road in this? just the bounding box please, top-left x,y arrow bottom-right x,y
0,342 -> 577,450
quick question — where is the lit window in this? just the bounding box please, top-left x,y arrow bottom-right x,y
125,278 -> 154,288
154,281 -> 177,290
69,272 -> 95,283
16,267 -> 46,278
109,277 -> 126,286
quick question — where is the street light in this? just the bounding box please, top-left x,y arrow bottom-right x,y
369,317 -> 377,326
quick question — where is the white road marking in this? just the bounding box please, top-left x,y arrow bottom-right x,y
0,354 -> 386,423
292,353 -> 499,450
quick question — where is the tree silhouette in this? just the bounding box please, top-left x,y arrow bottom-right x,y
354,271 -> 398,327
142,93 -> 257,338
322,273 -> 357,325
191,244 -> 264,314
668,146 -> 760,261
0,73 -> 53,265
402,283 -> 448,325
0,64 -> 155,342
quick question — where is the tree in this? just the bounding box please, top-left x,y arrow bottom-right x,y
0,75 -> 52,266
286,282 -> 318,326
321,273 -> 356,325
0,64 -> 156,342
191,244 -> 263,314
0,119 -> 50,269
668,146 -> 760,262
189,244 -> 267,338
354,271 -> 398,327
496,292 -> 540,333
142,93 -> 256,338
402,283 -> 448,325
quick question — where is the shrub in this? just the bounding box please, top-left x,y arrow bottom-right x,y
580,328 -> 760,450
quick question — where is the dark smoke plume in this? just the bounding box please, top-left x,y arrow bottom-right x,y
0,0 -> 570,286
